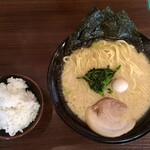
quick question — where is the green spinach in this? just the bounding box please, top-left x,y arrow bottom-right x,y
78,65 -> 121,96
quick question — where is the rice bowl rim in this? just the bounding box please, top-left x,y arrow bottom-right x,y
0,74 -> 44,140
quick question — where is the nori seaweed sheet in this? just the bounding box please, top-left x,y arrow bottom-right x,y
64,7 -> 144,55
101,10 -> 143,51
65,7 -> 104,53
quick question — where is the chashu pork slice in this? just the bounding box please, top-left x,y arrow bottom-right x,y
85,98 -> 136,138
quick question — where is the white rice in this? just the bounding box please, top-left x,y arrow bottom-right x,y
0,77 -> 40,136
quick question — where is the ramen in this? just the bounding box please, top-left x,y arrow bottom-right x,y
61,40 -> 150,124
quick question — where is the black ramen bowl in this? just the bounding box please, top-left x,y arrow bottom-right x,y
0,74 -> 44,140
47,34 -> 150,144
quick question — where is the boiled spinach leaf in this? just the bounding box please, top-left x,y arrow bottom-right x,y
78,65 -> 121,96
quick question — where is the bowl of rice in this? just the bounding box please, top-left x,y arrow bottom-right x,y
0,74 -> 44,140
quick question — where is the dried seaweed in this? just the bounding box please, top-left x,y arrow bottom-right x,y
101,10 -> 143,51
64,7 -> 144,54
65,8 -> 103,53
101,7 -> 115,21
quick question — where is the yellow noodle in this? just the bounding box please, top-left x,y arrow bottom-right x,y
62,40 -> 150,121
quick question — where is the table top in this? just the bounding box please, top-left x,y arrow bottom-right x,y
0,0 -> 150,149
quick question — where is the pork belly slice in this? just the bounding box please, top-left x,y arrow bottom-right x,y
85,98 -> 136,137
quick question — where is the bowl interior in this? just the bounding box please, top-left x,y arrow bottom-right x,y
0,74 -> 44,140
48,34 -> 150,144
